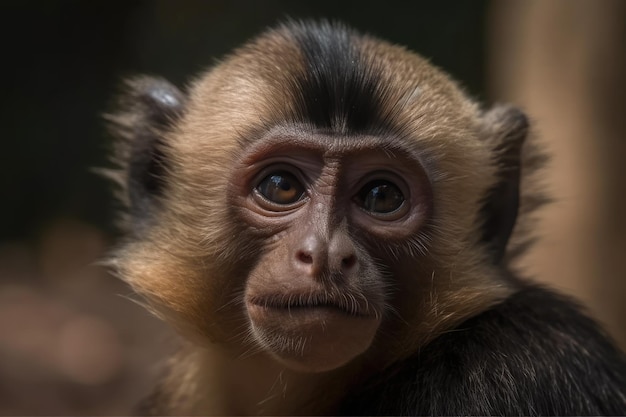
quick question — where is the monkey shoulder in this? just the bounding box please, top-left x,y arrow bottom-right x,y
342,285 -> 626,416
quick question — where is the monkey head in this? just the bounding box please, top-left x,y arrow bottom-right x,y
108,21 -> 528,373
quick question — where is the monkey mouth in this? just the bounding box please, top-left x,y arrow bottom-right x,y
246,290 -> 383,373
247,292 -> 375,318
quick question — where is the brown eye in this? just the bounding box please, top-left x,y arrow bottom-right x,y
355,180 -> 405,215
256,171 -> 305,205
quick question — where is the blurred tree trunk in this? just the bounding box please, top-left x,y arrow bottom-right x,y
488,0 -> 626,348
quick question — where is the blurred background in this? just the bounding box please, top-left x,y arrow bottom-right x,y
0,0 -> 624,414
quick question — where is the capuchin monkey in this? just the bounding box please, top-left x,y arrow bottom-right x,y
106,20 -> 626,415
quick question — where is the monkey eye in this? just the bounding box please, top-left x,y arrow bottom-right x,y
255,171 -> 306,206
355,180 -> 405,215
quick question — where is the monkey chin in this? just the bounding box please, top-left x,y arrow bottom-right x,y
247,303 -> 381,373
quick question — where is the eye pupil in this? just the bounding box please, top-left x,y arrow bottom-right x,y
276,178 -> 291,191
256,171 -> 305,205
357,180 -> 405,214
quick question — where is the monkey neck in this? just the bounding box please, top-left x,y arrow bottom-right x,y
174,343 -> 358,415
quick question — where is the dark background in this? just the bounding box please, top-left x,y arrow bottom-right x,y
0,1 -> 624,415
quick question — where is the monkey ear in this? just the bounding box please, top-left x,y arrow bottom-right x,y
108,76 -> 186,230
479,105 -> 529,264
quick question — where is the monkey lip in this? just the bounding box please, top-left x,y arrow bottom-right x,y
246,293 -> 375,318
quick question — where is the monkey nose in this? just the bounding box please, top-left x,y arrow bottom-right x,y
294,233 -> 358,277
295,248 -> 357,278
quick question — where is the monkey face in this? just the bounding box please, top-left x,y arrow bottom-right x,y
228,129 -> 433,372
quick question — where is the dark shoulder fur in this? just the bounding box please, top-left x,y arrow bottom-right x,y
342,285 -> 626,415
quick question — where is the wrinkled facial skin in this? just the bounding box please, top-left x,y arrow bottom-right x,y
230,129 -> 433,372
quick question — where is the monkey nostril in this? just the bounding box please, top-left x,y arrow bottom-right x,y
297,251 -> 314,264
342,254 -> 357,270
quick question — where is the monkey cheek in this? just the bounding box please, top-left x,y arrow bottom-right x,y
247,305 -> 380,373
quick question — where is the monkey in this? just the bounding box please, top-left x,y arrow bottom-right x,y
106,20 -> 626,415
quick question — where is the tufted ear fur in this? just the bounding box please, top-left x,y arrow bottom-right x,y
479,105 -> 529,264
106,76 -> 186,233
